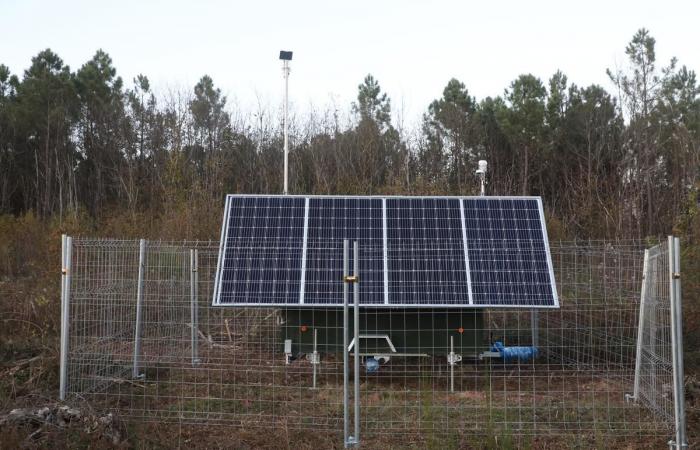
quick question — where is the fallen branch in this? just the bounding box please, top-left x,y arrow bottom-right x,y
2,355 -> 42,377
91,376 -> 146,389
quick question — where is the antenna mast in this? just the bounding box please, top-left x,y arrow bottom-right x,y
279,50 -> 293,195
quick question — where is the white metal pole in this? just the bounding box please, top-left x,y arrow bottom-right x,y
450,336 -> 454,393
283,59 -> 290,195
353,240 -> 360,446
63,237 -> 73,393
59,235 -> 69,400
342,240 -> 350,447
531,309 -> 539,348
312,328 -> 318,389
190,249 -> 199,366
132,239 -> 146,379
669,237 -> 687,449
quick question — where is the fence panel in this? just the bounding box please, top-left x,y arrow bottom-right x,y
60,237 -> 683,448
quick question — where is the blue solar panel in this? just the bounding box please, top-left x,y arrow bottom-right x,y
217,196 -> 305,305
386,198 -> 469,305
304,197 -> 384,304
213,195 -> 558,308
463,198 -> 555,306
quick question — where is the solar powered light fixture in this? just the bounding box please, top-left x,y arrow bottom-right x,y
280,50 -> 293,194
475,160 -> 488,196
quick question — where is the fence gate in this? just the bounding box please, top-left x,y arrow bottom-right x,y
629,236 -> 687,449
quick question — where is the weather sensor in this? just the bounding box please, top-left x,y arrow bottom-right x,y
475,160 -> 487,196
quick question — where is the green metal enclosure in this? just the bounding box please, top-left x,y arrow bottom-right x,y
280,308 -> 486,357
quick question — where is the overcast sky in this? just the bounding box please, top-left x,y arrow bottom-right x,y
2,0 -> 699,126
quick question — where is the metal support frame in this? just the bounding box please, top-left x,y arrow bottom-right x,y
348,334 -> 397,353
190,249 -> 200,366
668,236 -> 688,450
132,239 -> 146,379
59,235 -> 72,400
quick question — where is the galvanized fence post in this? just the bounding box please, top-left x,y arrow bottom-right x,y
353,240 -> 360,447
450,336 -> 455,393
342,240 -> 351,447
190,249 -> 200,366
59,235 -> 71,400
669,236 -> 687,449
531,309 -> 539,348
132,239 -> 146,379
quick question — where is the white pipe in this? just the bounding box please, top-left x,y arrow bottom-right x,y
283,60 -> 290,195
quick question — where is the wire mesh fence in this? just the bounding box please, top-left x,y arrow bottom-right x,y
59,237 -> 686,447
631,243 -> 675,422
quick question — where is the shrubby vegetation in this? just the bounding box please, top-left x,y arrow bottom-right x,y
0,29 -> 697,240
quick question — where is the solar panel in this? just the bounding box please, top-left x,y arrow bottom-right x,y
304,197 -> 384,305
212,195 -> 558,308
215,196 -> 305,305
386,198 -> 469,305
463,198 -> 555,306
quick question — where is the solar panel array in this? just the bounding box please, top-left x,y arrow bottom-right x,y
213,195 -> 558,308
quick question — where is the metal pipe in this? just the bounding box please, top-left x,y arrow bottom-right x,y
342,240 -> 350,446
353,240 -> 360,446
450,336 -> 454,393
59,235 -> 69,400
132,239 -> 146,379
530,310 -> 539,348
283,59 -> 290,195
312,328 -> 318,389
669,237 -> 687,449
63,237 -> 73,390
190,249 -> 199,366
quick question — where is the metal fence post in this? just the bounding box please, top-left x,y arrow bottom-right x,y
311,328 -> 319,389
132,239 -> 146,379
59,235 -> 71,400
353,240 -> 360,447
531,309 -> 539,348
450,336 -> 455,393
190,249 -> 200,366
342,240 -> 351,447
630,249 -> 649,402
669,236 -> 687,449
